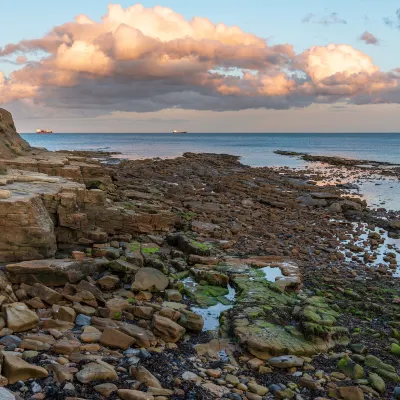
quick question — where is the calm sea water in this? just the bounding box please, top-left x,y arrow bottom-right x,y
21,133 -> 400,168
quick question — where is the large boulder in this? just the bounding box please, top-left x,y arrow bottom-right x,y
6,258 -> 108,286
131,268 -> 168,292
152,314 -> 186,343
3,354 -> 48,384
4,302 -> 39,332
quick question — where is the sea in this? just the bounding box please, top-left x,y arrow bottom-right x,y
21,132 -> 400,211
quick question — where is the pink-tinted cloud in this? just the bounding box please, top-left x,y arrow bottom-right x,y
359,31 -> 380,45
0,3 -> 399,116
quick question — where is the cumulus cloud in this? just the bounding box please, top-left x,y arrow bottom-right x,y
0,3 -> 399,116
359,31 -> 379,45
302,12 -> 347,25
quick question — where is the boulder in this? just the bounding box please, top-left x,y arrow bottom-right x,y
131,268 -> 168,292
3,354 -> 48,384
6,258 -> 108,286
4,303 -> 39,332
53,305 -> 76,323
76,361 -> 118,383
81,326 -> 102,343
130,366 -> 162,388
118,322 -> 157,348
152,314 -> 185,343
28,283 -> 62,305
100,328 -> 135,350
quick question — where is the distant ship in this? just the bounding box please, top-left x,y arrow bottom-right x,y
36,129 -> 53,134
173,130 -> 187,134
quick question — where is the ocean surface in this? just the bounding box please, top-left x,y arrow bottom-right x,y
22,133 -> 400,168
22,133 -> 400,211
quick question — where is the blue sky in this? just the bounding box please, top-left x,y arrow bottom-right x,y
1,1 -> 400,132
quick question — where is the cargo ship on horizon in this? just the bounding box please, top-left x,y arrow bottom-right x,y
173,130 -> 187,134
36,129 -> 53,134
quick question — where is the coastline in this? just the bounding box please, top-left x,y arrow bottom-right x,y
0,135 -> 399,398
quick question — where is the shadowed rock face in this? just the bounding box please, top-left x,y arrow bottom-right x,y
0,108 -> 30,159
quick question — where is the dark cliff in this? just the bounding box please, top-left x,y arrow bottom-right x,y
0,108 -> 31,159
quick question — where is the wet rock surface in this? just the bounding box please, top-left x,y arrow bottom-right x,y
0,151 -> 398,399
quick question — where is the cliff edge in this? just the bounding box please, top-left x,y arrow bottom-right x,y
0,108 -> 30,159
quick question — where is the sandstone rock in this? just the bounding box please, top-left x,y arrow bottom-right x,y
76,361 -> 118,383
178,310 -> 204,332
28,283 -> 63,305
118,322 -> 157,348
202,382 -> 230,398
97,275 -> 119,290
130,366 -> 161,388
49,363 -> 74,383
53,305 -> 76,323
337,386 -> 364,400
42,319 -> 74,331
3,354 -> 48,384
19,339 -> 51,351
81,326 -> 102,343
117,389 -> 154,400
131,268 -> 168,292
165,289 -> 182,302
152,314 -> 185,343
0,191 -> 10,200
53,338 -> 81,355
4,302 -> 39,332
100,327 -> 135,350
268,355 -> 304,368
94,383 -> 118,397
6,258 -> 108,286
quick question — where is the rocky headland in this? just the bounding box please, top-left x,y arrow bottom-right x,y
0,109 -> 399,400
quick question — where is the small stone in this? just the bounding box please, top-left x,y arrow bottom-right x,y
248,382 -> 268,396
75,314 -> 91,327
268,355 -> 304,369
247,358 -> 264,370
117,389 -> 154,400
94,383 -> 118,396
182,371 -> 199,382
80,325 -> 102,343
337,386 -> 364,400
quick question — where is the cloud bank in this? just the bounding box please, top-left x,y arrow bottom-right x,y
0,3 -> 399,117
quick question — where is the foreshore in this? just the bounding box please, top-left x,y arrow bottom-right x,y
0,112 -> 399,399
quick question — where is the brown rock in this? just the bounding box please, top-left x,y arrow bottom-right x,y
49,363 -> 74,382
53,305 -> 76,323
76,361 -> 118,383
152,314 -> 185,343
52,338 -> 81,355
4,302 -> 39,332
97,275 -> 119,290
100,328 -> 135,350
3,354 -> 48,384
129,366 -> 162,388
117,389 -> 154,400
28,283 -> 63,305
80,326 -> 102,343
118,322 -> 157,348
19,339 -> 51,351
131,268 -> 168,292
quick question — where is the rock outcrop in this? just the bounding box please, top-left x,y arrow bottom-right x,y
0,108 -> 30,159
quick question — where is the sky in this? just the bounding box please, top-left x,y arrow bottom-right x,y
1,0 -> 400,133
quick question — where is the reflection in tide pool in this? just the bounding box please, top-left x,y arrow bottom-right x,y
191,285 -> 236,332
